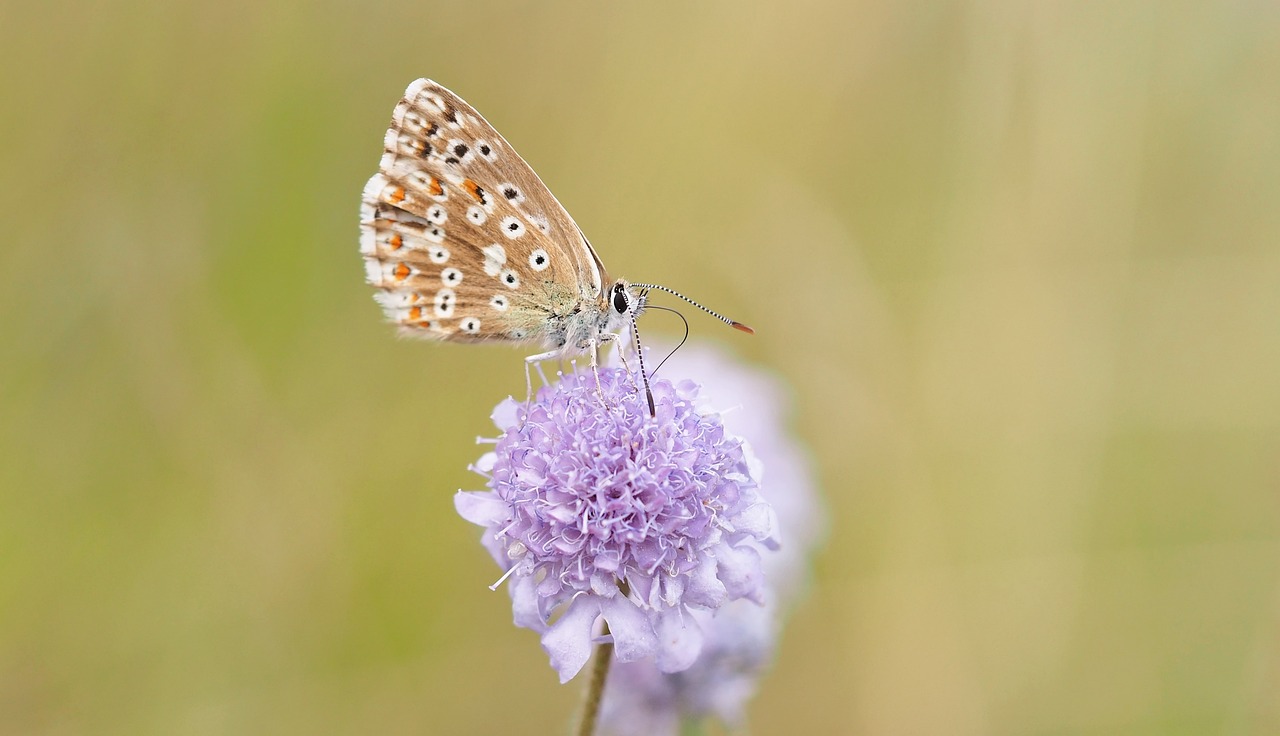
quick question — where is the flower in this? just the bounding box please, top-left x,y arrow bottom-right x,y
598,344 -> 824,734
455,365 -> 779,683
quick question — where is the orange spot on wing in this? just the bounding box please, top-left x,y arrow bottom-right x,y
393,263 -> 411,281
388,233 -> 403,251
408,306 -> 422,321
428,177 -> 444,197
389,186 -> 406,203
463,179 -> 486,202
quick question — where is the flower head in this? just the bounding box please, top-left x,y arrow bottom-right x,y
456,365 -> 778,682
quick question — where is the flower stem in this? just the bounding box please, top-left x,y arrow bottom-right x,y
574,622 -> 613,736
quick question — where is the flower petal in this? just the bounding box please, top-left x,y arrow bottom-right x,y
491,397 -> 521,430
684,554 -> 727,609
510,572 -> 544,631
601,595 -> 658,664
732,498 -> 780,546
715,542 -> 766,604
654,608 -> 704,673
542,595 -> 600,683
453,491 -> 508,526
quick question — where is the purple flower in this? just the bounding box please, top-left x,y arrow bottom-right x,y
598,344 -> 824,734
455,366 -> 779,683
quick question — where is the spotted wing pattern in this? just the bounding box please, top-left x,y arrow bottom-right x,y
359,79 -> 604,343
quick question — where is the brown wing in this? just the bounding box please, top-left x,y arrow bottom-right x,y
359,79 -> 604,344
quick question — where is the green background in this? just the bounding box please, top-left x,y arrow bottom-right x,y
3,1 -> 1278,733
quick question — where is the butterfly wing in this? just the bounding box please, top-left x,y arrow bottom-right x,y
360,79 -> 606,344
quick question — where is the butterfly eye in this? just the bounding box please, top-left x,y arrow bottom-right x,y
612,284 -> 630,314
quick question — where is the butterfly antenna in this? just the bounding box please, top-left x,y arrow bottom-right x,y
630,307 -> 657,417
630,283 -> 754,334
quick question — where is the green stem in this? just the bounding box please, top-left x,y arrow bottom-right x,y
574,623 -> 614,736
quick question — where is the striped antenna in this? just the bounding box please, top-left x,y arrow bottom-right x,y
630,304 -> 656,416
630,283 -> 754,334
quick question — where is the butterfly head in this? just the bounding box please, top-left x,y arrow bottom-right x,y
602,278 -> 656,341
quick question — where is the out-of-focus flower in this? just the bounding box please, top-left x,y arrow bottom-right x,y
455,365 -> 779,683
598,344 -> 824,734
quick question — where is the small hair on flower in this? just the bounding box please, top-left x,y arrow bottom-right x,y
455,365 -> 779,683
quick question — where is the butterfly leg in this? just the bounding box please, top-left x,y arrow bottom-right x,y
616,345 -> 634,375
587,338 -> 605,401
524,349 -> 561,404
601,330 -> 634,375
595,331 -> 625,371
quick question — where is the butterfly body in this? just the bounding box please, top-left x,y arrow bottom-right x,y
360,79 -> 635,359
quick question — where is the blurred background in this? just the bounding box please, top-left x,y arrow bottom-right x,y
3,1 -> 1278,733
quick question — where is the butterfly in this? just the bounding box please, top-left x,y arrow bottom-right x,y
359,79 -> 751,407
